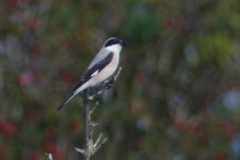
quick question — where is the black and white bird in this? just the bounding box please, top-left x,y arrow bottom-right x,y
57,37 -> 127,111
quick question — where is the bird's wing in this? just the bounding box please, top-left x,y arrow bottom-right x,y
72,52 -> 114,92
57,94 -> 75,111
87,49 -> 111,69
57,52 -> 113,111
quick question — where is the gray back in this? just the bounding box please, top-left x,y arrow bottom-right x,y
87,48 -> 110,69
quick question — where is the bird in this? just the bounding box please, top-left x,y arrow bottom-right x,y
57,37 -> 127,111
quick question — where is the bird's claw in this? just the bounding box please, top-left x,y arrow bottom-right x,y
95,91 -> 101,98
106,80 -> 115,89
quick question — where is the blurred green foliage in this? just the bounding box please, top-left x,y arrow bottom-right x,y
0,0 -> 240,160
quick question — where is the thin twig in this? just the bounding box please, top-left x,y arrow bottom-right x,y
93,138 -> 108,155
75,148 -> 85,154
90,101 -> 99,115
45,153 -> 54,160
94,133 -> 102,148
113,67 -> 122,81
76,90 -> 107,160
75,67 -> 122,159
89,122 -> 98,138
83,89 -> 90,160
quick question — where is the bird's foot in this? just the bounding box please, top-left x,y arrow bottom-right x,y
95,91 -> 101,98
106,80 -> 115,89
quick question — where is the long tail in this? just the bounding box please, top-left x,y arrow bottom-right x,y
57,94 -> 76,111
57,80 -> 89,111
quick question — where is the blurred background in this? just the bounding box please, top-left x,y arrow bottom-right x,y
1,0 -> 240,160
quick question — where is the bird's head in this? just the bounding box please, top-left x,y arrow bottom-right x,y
103,37 -> 127,52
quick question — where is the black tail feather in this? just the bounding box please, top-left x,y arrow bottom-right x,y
57,94 -> 75,111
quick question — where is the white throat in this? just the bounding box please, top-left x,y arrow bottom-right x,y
105,44 -> 122,54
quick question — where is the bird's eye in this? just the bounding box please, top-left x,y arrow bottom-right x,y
105,39 -> 118,47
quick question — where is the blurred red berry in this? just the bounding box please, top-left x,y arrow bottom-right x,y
52,149 -> 65,160
132,72 -> 146,85
134,138 -> 142,149
26,110 -> 38,121
69,118 -> 79,131
216,123 -> 236,139
44,141 -> 66,160
161,1 -> 170,8
18,71 -> 34,86
61,38 -> 75,49
29,150 -> 41,160
28,19 -> 42,31
31,41 -> 43,53
44,125 -> 56,138
30,68 -> 39,80
77,26 -> 87,34
43,141 -> 54,151
0,121 -> 2,131
172,121 -> 187,132
0,145 -> 5,158
223,123 -> 237,139
213,153 -> 228,160
196,96 -> 208,110
1,122 -> 17,137
6,0 -> 20,7
163,18 -> 174,29
188,124 -> 204,137
175,18 -> 189,31
26,0 -> 39,1
163,17 -> 189,31
59,71 -> 79,85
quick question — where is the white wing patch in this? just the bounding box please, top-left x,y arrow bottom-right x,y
91,70 -> 99,77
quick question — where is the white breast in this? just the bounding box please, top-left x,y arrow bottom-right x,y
106,44 -> 122,54
89,51 -> 119,87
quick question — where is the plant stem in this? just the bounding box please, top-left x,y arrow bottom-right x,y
83,89 -> 90,160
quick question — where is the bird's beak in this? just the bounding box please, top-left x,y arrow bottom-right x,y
120,40 -> 127,46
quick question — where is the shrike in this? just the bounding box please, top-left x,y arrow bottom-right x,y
57,37 -> 127,111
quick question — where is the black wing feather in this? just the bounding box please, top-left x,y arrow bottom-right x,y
73,52 -> 114,92
57,94 -> 75,111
